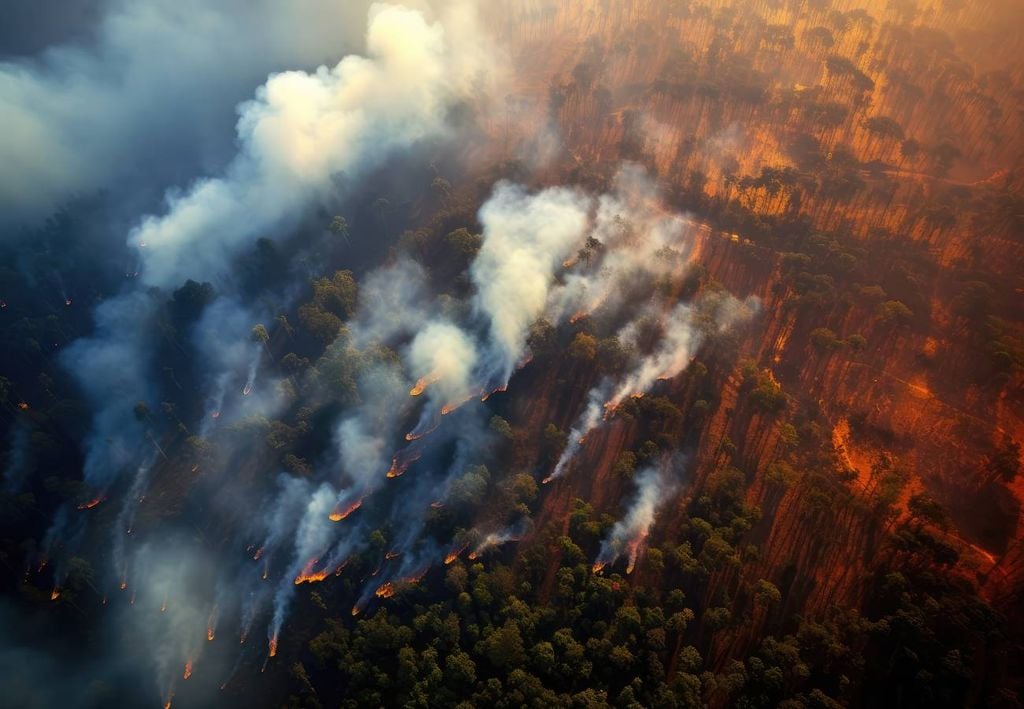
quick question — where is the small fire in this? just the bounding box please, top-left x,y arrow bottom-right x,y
242,384 -> 253,396
268,635 -> 278,658
444,542 -> 470,565
409,370 -> 441,396
294,558 -> 329,585
625,531 -> 649,575
207,627 -> 215,642
592,561 -> 606,574
480,383 -> 508,402
183,660 -> 193,680
160,597 -> 168,613
375,582 -> 396,599
252,547 -> 264,561
386,449 -> 422,478
441,393 -> 475,416
211,410 -> 220,419
120,581 -> 128,591
569,310 -> 588,323
64,298 -> 73,307
405,419 -> 439,441
385,550 -> 400,560
164,696 -> 173,709
17,402 -> 29,410
329,498 -> 363,522
50,587 -> 60,601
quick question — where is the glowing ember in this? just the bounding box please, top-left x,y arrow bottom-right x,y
17,402 -> 28,410
329,498 -> 363,522
441,393 -> 475,416
207,627 -> 215,641
183,660 -> 193,680
252,547 -> 264,561
268,636 -> 278,658
375,582 -> 396,599
592,561 -> 606,574
50,587 -> 60,601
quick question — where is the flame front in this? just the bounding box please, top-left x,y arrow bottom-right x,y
409,370 -> 441,396
268,635 -> 278,658
294,558 -> 329,585
329,498 -> 363,522
183,660 -> 193,680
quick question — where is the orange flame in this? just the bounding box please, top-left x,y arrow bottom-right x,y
444,542 -> 470,565
329,498 -> 363,522
17,402 -> 29,411
409,370 -> 441,396
294,558 -> 329,585
77,498 -> 104,510
375,582 -> 396,599
50,587 -> 60,601
207,627 -> 215,642
268,635 -> 278,658
183,660 -> 193,680
386,449 -> 422,479
591,561 -> 606,574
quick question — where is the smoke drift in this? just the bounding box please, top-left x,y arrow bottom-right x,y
4,3 -> 757,705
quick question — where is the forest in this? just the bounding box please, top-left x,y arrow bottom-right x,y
0,0 -> 1021,707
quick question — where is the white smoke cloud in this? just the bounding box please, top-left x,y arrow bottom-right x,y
130,3 -> 488,289
0,0 -> 390,230
472,182 -> 591,385
408,320 -> 478,405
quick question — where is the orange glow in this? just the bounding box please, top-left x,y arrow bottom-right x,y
77,498 -> 104,510
207,628 -> 215,642
387,449 -> 422,478
441,393 -> 475,416
183,660 -> 193,680
294,558 -> 329,585
375,582 -> 396,599
625,531 -> 649,575
405,419 -> 439,441
445,542 -> 469,565
268,635 -> 278,658
591,561 -> 606,574
329,498 -> 363,522
17,402 -> 28,410
410,370 -> 441,396
50,587 -> 60,601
